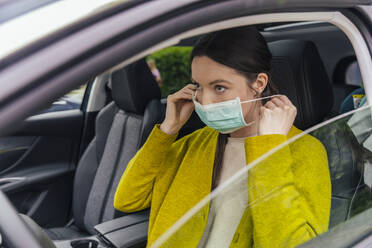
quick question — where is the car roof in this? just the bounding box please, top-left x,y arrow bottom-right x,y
0,0 -> 130,60
1,0 -> 372,63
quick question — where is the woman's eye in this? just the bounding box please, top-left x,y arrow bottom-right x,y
215,85 -> 226,92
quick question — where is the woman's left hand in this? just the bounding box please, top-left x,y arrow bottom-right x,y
258,95 -> 297,136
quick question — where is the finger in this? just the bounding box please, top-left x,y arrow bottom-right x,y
183,100 -> 195,109
168,91 -> 192,102
174,88 -> 190,97
278,95 -> 297,111
179,91 -> 193,101
185,84 -> 198,90
271,97 -> 285,108
182,88 -> 196,96
277,95 -> 292,106
264,101 -> 276,110
259,106 -> 271,118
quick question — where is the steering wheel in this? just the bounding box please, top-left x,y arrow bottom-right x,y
0,190 -> 56,248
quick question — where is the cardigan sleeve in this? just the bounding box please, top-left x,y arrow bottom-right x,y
244,133 -> 331,248
114,124 -> 178,212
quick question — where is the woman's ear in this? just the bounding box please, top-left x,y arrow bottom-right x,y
251,73 -> 268,94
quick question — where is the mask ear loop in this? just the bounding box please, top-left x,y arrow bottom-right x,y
245,89 -> 260,126
240,94 -> 282,104
239,94 -> 282,130
192,91 -> 203,110
192,90 -> 198,102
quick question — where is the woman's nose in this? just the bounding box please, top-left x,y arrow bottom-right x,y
197,94 -> 215,105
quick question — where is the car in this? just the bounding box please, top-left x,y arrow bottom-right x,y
0,0 -> 371,248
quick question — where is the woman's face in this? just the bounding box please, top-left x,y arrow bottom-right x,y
191,55 -> 267,123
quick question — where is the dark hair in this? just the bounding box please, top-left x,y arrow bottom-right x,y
190,26 -> 278,190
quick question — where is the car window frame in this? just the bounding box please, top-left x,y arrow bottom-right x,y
0,1 -> 370,133
0,2 -> 372,246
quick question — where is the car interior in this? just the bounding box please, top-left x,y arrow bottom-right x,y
0,20 -> 371,248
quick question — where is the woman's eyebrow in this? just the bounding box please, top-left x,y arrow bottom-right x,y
191,78 -> 233,85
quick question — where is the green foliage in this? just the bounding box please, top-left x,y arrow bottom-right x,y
147,46 -> 193,98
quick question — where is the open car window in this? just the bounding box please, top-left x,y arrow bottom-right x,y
37,84 -> 87,114
151,104 -> 372,248
146,46 -> 192,99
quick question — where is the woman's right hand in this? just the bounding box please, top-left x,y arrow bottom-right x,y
160,84 -> 197,135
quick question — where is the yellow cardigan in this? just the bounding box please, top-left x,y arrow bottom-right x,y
114,124 -> 331,248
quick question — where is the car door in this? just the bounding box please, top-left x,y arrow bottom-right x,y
148,100 -> 372,248
1,0 -> 372,246
0,84 -> 90,228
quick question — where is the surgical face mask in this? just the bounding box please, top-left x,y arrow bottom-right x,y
192,91 -> 280,134
346,100 -> 372,188
347,101 -> 372,150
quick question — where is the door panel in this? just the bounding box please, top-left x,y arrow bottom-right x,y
0,109 -> 84,228
0,136 -> 36,172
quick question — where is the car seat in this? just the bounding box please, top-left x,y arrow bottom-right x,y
44,58 -> 164,240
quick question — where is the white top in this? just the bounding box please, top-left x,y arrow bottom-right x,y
197,136 -> 249,248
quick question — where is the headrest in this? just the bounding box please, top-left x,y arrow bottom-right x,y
333,56 -> 362,86
111,58 -> 161,114
269,40 -> 333,130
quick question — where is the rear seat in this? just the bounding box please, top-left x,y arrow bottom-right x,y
332,56 -> 361,113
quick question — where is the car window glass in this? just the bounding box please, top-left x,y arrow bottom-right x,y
152,104 -> 372,248
38,84 -> 87,114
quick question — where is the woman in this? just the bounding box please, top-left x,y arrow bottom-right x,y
114,26 -> 331,248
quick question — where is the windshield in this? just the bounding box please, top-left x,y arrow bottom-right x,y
151,104 -> 372,248
0,0 -> 61,24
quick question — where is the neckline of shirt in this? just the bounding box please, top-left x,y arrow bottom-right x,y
227,134 -> 256,142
